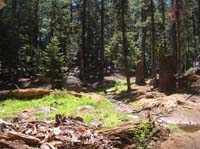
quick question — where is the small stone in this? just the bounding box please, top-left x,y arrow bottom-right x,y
77,105 -> 95,112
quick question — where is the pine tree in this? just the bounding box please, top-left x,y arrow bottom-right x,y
44,36 -> 66,89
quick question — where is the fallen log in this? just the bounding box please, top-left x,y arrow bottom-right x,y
0,89 -> 52,99
0,139 -> 31,149
98,122 -> 139,136
0,131 -> 40,146
0,89 -> 82,100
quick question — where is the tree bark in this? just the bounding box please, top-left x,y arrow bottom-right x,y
161,0 -> 167,52
198,0 -> 200,39
70,0 -> 73,35
15,0 -> 20,83
171,0 -> 177,73
34,0 -> 39,48
121,0 -> 131,91
175,0 -> 181,76
99,0 -> 104,81
159,53 -> 176,93
136,0 -> 146,85
150,0 -> 157,87
192,11 -> 197,50
80,0 -> 86,82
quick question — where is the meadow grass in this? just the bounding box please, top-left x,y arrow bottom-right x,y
0,91 -> 129,128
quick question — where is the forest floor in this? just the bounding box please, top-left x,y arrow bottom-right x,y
1,73 -> 200,148
99,73 -> 200,149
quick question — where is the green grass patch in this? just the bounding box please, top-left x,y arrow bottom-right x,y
34,111 -> 46,121
95,79 -> 135,95
129,100 -> 141,109
130,119 -> 158,148
0,91 -> 129,128
168,124 -> 180,132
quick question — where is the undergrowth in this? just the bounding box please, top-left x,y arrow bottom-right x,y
130,119 -> 158,149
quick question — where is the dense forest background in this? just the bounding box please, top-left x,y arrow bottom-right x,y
0,0 -> 200,91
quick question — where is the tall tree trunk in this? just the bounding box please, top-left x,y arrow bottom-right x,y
99,0 -> 104,81
34,0 -> 39,48
161,0 -> 167,52
171,0 -> 177,73
159,54 -> 176,93
192,11 -> 197,50
175,0 -> 181,76
136,0 -> 146,85
80,0 -> 86,82
150,0 -> 157,86
121,0 -> 131,91
15,0 -> 20,83
198,0 -> 200,40
38,2 -> 43,48
70,0 -> 73,34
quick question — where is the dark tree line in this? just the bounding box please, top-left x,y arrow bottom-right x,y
0,0 -> 200,91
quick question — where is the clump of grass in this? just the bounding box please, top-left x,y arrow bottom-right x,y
130,119 -> 158,148
0,91 -> 129,128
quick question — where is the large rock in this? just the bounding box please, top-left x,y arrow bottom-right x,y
63,76 -> 82,92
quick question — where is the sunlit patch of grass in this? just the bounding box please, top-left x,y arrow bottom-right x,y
75,98 -> 129,127
103,112 -> 129,128
95,79 -> 135,95
0,91 -> 129,128
34,111 -> 46,121
129,100 -> 142,109
168,124 -> 180,132
167,124 -> 184,133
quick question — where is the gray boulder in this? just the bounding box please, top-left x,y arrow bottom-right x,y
63,76 -> 82,92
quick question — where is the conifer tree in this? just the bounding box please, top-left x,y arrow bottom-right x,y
44,36 -> 66,89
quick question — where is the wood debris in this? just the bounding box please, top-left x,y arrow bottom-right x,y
0,115 -> 140,149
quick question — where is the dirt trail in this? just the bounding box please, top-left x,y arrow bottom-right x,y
104,74 -> 200,149
160,131 -> 200,149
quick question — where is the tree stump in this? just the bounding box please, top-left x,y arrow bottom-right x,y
159,54 -> 176,93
